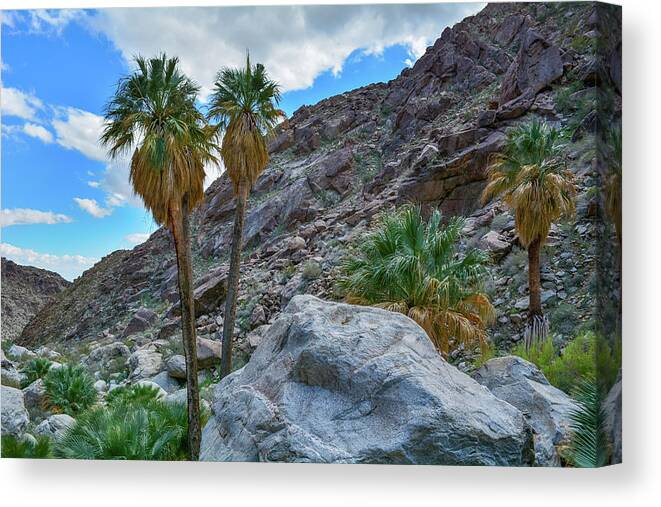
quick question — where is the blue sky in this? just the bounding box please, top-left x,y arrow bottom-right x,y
1,4 -> 481,280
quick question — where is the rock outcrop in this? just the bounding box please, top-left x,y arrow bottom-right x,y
473,356 -> 577,466
1,258 -> 70,341
201,296 -> 534,465
1,385 -> 30,437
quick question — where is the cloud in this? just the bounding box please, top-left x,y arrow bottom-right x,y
87,4 -> 483,96
125,232 -> 150,245
22,122 -> 54,143
1,208 -> 72,227
2,9 -> 85,35
0,242 -> 97,281
52,107 -> 106,161
1,87 -> 44,120
87,181 -> 100,188
73,197 -> 113,218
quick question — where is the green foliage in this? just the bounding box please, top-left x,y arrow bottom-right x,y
549,303 -> 579,336
1,434 -> 52,459
55,400 -> 206,461
472,343 -> 497,369
20,358 -> 53,387
105,383 -> 163,407
567,376 -> 609,467
341,206 -> 495,356
301,260 -> 322,280
315,189 -> 341,208
43,365 -> 98,416
513,332 -> 619,394
554,81 -> 583,115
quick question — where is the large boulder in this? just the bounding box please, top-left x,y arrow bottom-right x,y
473,356 -> 577,466
122,307 -> 158,337
127,346 -> 164,381
1,350 -> 25,387
603,372 -> 622,464
1,385 -> 30,437
82,341 -> 130,370
34,414 -> 76,441
201,296 -> 533,464
23,378 -> 47,418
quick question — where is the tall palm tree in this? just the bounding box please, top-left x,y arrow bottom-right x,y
101,54 -> 217,460
481,120 -> 576,348
341,207 -> 496,357
207,54 -> 284,379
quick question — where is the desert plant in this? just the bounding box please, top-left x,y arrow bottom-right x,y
207,53 -> 284,379
20,357 -> 53,387
341,206 -> 496,357
43,364 -> 97,416
1,434 -> 52,459
481,120 -> 576,348
101,54 -> 218,459
55,400 -> 204,461
566,376 -> 609,467
105,383 -> 163,408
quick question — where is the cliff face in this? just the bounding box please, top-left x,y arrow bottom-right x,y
1,258 -> 71,342
17,2 -> 621,369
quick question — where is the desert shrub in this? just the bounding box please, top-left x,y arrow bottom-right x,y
105,383 -> 162,407
341,206 -> 495,357
20,358 -> 53,387
43,364 -> 97,416
55,399 -> 209,461
301,260 -> 322,280
513,332 -> 618,394
501,247 -> 527,277
1,434 -> 52,459
566,376 -> 609,467
549,303 -> 580,336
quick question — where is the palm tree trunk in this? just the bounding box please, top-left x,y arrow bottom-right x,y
220,179 -> 249,379
170,198 -> 201,460
525,237 -> 548,349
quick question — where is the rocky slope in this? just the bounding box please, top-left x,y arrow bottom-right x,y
16,2 -> 621,375
1,258 -> 70,342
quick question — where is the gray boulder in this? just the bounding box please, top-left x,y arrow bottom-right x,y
122,307 -> 158,337
7,344 -> 37,361
34,414 -> 76,441
128,346 -> 164,381
201,295 -> 533,465
1,385 -> 30,437
147,371 -> 181,393
1,350 -> 25,387
82,342 -> 130,370
166,355 -> 187,380
23,378 -> 47,418
473,356 -> 577,466
603,372 -> 622,464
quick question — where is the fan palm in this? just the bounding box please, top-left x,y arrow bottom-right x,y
340,207 -> 495,357
481,120 -> 575,348
207,53 -> 284,378
567,376 -> 609,467
100,54 -> 217,459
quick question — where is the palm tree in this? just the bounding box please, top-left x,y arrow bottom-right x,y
481,120 -> 575,348
101,54 -> 217,460
340,207 -> 495,358
207,54 -> 284,379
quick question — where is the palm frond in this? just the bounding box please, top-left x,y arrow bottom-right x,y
567,376 -> 609,468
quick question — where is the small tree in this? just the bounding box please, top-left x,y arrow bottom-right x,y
481,120 -> 575,348
341,207 -> 495,357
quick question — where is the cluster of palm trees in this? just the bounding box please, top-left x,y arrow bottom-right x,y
101,53 -> 283,459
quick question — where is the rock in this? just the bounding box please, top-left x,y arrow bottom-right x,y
166,355 -> 187,380
147,371 -> 181,394
192,270 -> 228,315
122,307 -> 157,337
34,414 -> 76,441
603,372 -> 622,464
479,230 -> 511,259
135,380 -> 167,399
285,236 -> 306,252
7,344 -> 37,361
473,356 -> 577,466
82,341 -> 130,370
201,296 -> 533,464
250,304 -> 267,327
128,347 -> 164,381
247,324 -> 271,349
35,346 -> 61,360
1,385 -> 29,437
164,388 -> 188,405
197,337 -> 221,369
515,297 -> 529,310
476,109 -> 496,127
93,379 -> 108,393
22,379 -> 47,418
1,351 -> 25,387
499,29 -> 563,104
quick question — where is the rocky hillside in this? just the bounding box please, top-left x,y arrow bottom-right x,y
17,2 -> 621,374
1,258 -> 70,342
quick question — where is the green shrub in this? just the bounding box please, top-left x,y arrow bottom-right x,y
55,399 -> 209,461
105,383 -> 162,408
43,364 -> 98,416
548,303 -> 579,336
566,376 -> 608,467
1,434 -> 52,459
20,358 -> 53,387
301,260 -> 322,280
513,332 -> 618,394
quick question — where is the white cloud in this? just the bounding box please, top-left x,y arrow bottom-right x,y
87,181 -> 100,188
52,107 -> 106,161
87,4 -> 483,96
125,232 -> 149,245
0,242 -> 97,281
22,122 -> 53,143
1,208 -> 72,227
73,197 -> 113,218
1,87 -> 43,120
